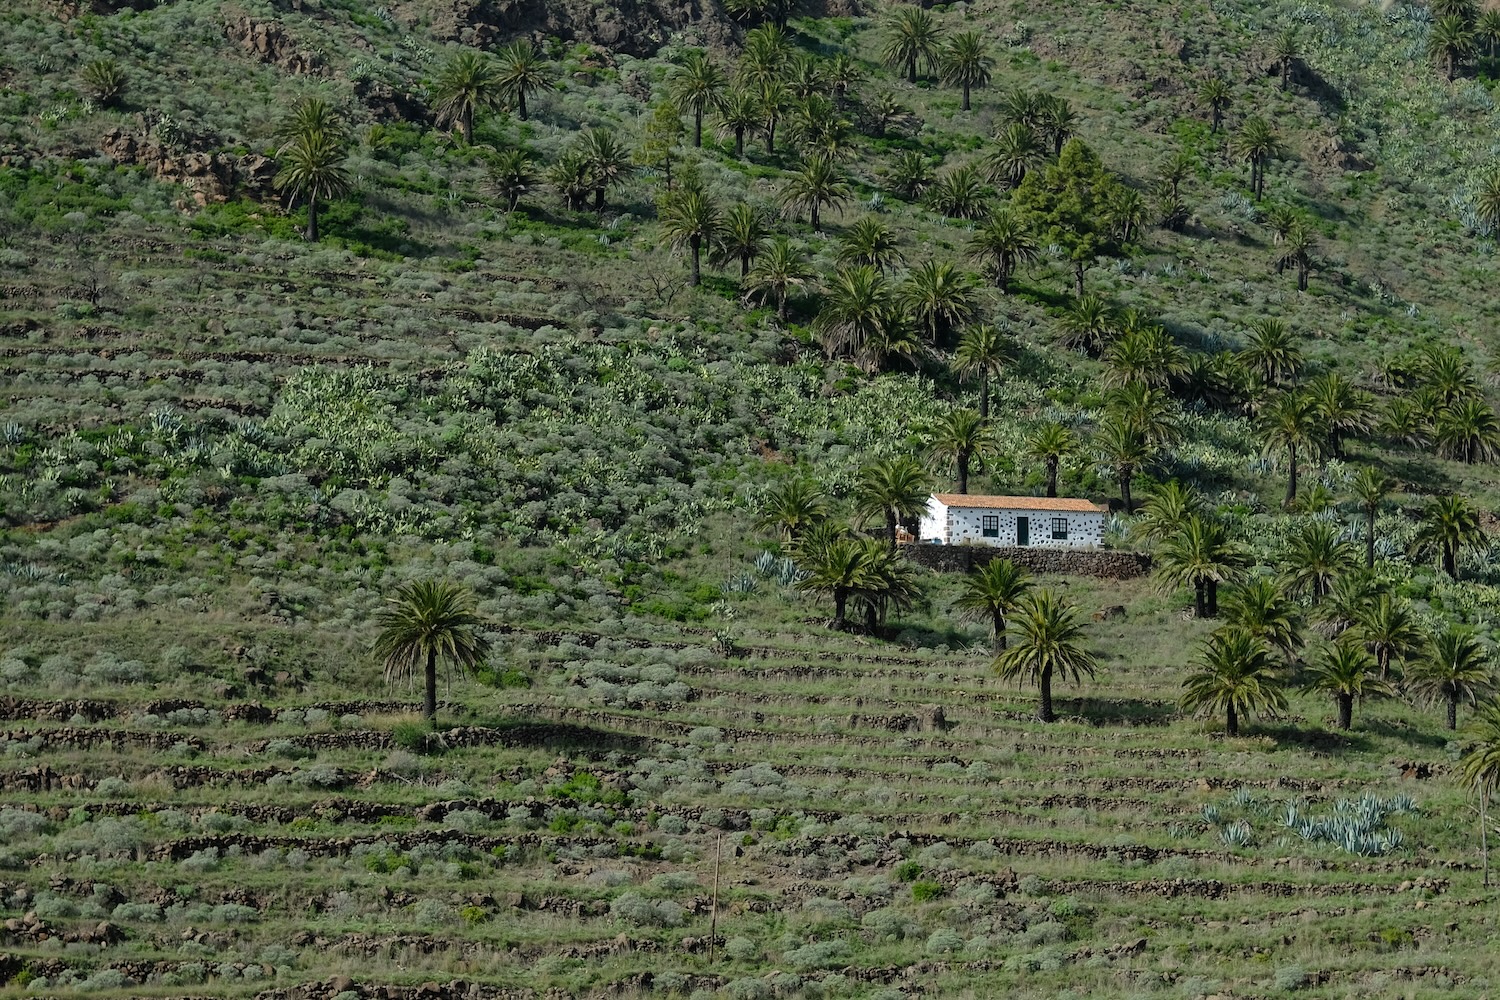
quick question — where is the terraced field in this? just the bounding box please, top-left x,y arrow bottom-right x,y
0,605 -> 1486,1000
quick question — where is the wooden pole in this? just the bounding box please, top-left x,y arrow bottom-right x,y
708,834 -> 722,964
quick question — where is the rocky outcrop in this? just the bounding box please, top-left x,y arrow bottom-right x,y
97,127 -> 276,206
355,78 -> 431,125
902,544 -> 1152,580
223,8 -> 325,75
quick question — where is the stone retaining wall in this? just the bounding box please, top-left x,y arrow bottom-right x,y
902,543 -> 1152,579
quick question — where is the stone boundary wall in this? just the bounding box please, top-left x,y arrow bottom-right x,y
902,543 -> 1152,580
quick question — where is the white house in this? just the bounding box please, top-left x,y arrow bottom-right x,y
917,493 -> 1108,549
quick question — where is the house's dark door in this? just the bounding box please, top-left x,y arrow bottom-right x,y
1016,517 -> 1029,546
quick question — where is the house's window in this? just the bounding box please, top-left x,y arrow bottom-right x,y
981,515 -> 999,537
1051,517 -> 1069,540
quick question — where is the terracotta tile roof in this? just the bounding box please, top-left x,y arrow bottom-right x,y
930,493 -> 1109,513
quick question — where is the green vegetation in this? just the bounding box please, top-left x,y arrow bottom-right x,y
5,0 -> 1500,994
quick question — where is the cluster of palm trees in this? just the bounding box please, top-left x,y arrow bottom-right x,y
1426,0 -> 1500,81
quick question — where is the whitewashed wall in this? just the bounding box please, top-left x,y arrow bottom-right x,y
921,501 -> 1105,549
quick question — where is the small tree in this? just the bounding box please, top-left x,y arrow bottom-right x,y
1348,466 -> 1390,568
1181,628 -> 1286,737
1259,390 -> 1323,508
744,236 -> 811,322
954,558 -> 1032,654
1410,626 -> 1493,730
1155,515 -> 1245,618
81,58 -> 127,108
373,580 -> 492,721
1413,494 -> 1486,580
925,407 -> 992,494
494,39 -> 551,121
670,50 -> 728,147
779,153 -> 850,231
1459,700 -> 1500,885
490,147 -> 535,213
881,5 -> 943,84
1305,637 -> 1390,730
851,456 -> 931,549
1232,116 -> 1282,200
995,589 -> 1098,723
659,185 -> 721,287
953,324 -> 1018,420
756,479 -> 830,544
940,30 -> 993,111
433,50 -> 501,144
1196,74 -> 1232,134
274,125 -> 351,243
1353,593 -> 1425,681
1011,139 -> 1128,297
966,207 -> 1039,292
1025,422 -> 1077,499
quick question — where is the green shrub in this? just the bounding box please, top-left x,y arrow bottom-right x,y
894,860 -> 923,882
911,880 -> 945,902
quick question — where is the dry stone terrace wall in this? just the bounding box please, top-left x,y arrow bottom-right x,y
902,543 -> 1152,579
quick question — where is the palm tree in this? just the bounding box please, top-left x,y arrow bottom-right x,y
1273,27 -> 1300,90
433,50 -> 501,144
983,122 -> 1042,188
1413,494 -> 1486,579
826,52 -> 864,100
1109,382 -> 1184,450
1436,396 -> 1500,463
1460,699 -> 1500,885
490,147 -> 535,213
1036,95 -> 1078,156
660,185 -> 721,287
1026,422 -> 1077,499
274,96 -> 348,152
716,202 -> 768,278
1478,9 -> 1500,59
1305,637 -> 1390,730
861,320 -> 926,374
855,540 -> 923,633
926,163 -> 992,220
1221,577 -> 1304,661
1096,413 -> 1152,512
1306,371 -> 1371,459
1312,567 -> 1382,638
939,30 -> 993,110
1057,294 -> 1118,357
1472,167 -> 1500,236
926,408 -> 992,494
80,58 -> 127,108
1161,149 -> 1196,199
1155,515 -> 1244,618
1259,391 -> 1323,507
1132,480 -> 1206,546
716,87 -> 762,158
954,558 -> 1032,654
901,260 -> 981,345
1240,318 -> 1303,386
779,153 -> 850,231
274,127 -> 351,243
547,150 -> 592,211
1348,466 -> 1391,568
494,39 -> 551,122
966,207 -> 1038,292
1429,14 -> 1476,81
886,150 -> 934,201
1275,222 -> 1316,291
1282,520 -> 1357,605
1353,593 -> 1425,680
882,5 -> 943,84
1410,626 -> 1493,729
1104,325 -> 1187,390
578,127 -> 632,212
837,216 -> 905,272
995,589 -> 1098,723
1181,628 -> 1286,736
954,324 -> 1018,420
851,456 -> 932,549
373,580 -> 492,721
744,236 -> 812,323
1232,116 -> 1281,200
671,50 -> 728,147
757,478 -> 830,544
739,24 -> 791,88
816,265 -> 895,366
1197,74 -> 1232,133
796,532 -> 869,630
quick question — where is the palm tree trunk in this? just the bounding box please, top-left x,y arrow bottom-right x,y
1045,456 -> 1058,498
886,511 -> 898,550
305,192 -> 319,243
1073,262 -> 1085,298
1337,692 -> 1352,730
962,83 -> 971,111
734,127 -> 744,158
776,289 -> 788,323
1226,702 -> 1238,737
957,452 -> 970,494
992,610 -> 1007,654
1193,579 -> 1206,619
593,187 -> 605,212
1039,663 -> 1054,723
1448,691 -> 1459,730
1365,510 -> 1376,568
1207,579 -> 1220,618
979,369 -> 990,420
1119,464 -> 1133,512
765,118 -> 777,154
423,647 -> 437,721
810,203 -> 820,231
997,252 -> 1012,293
865,600 -> 878,634
740,254 -> 750,278
1297,260 -> 1308,292
1284,444 -> 1298,508
833,587 -> 847,630
694,108 -> 704,148
1378,645 -> 1392,681
907,58 -> 917,85
518,90 -> 528,122
462,106 -> 473,144
1444,542 -> 1458,580
689,236 -> 701,287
